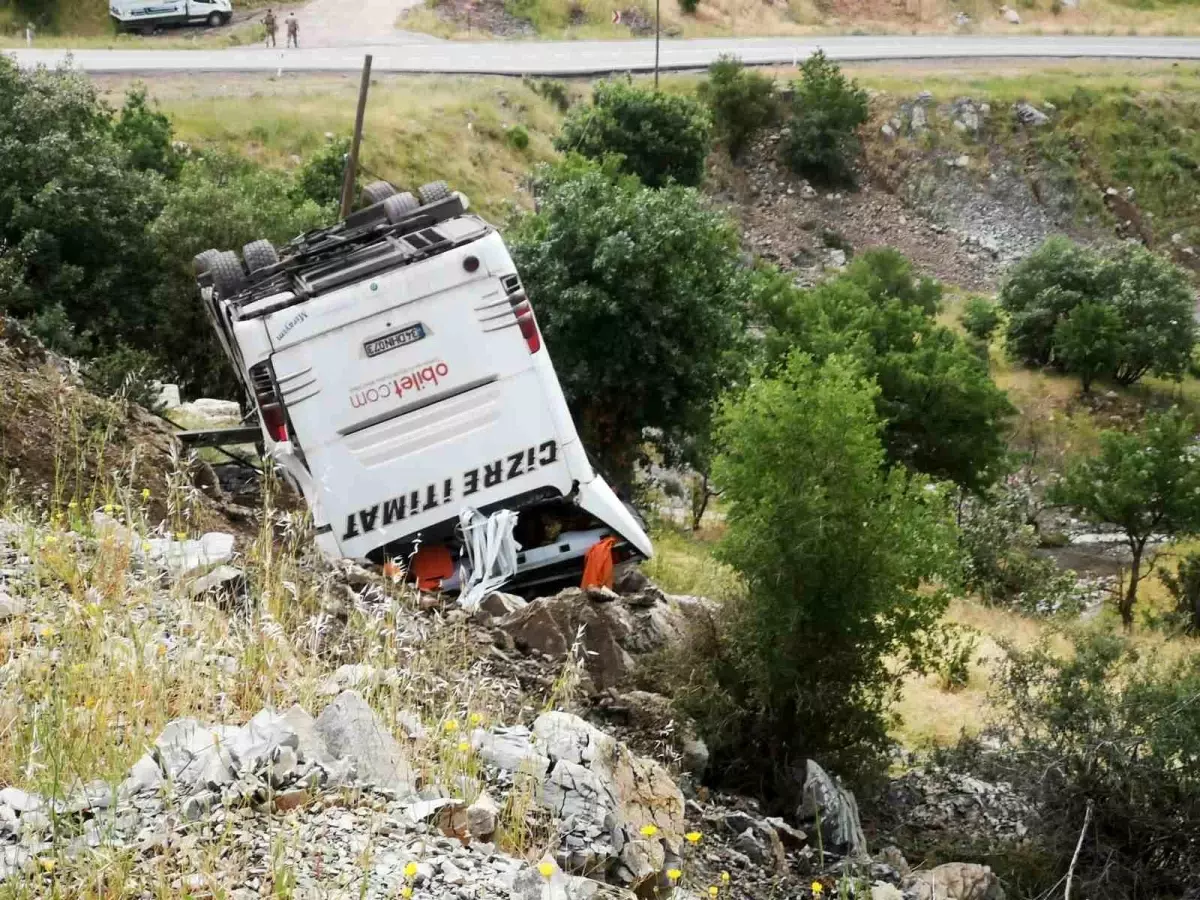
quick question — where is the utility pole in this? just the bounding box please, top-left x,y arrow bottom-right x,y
339,54 -> 374,220
654,0 -> 660,89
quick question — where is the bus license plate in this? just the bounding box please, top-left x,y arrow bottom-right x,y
364,323 -> 427,358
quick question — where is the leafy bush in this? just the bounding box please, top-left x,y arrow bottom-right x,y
555,79 -> 712,188
959,487 -> 1083,615
509,158 -> 749,491
698,55 -> 777,160
755,249 -> 1014,492
989,630 -> 1200,899
507,124 -> 530,150
781,51 -> 868,185
678,352 -> 959,787
1052,409 -> 1200,627
1000,236 -> 1196,389
85,345 -> 166,410
680,0 -> 700,12
523,76 -> 571,112
293,134 -> 350,208
113,87 -> 182,179
1158,551 -> 1200,634
959,295 -> 1001,342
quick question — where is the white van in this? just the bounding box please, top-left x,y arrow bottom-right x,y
195,181 -> 653,594
110,0 -> 232,32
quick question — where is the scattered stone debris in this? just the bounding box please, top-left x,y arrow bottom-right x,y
1013,102 -> 1051,127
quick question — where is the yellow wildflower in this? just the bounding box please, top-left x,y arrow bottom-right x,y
639,824 -> 659,838
400,888 -> 413,899
812,882 -> 824,896
667,869 -> 682,882
67,500 -> 77,510
709,888 -> 719,898
141,488 -> 151,501
537,861 -> 555,879
720,872 -> 730,884
39,626 -> 57,639
457,741 -> 470,753
38,858 -> 55,873
175,531 -> 187,541
443,719 -> 459,734
142,542 -> 152,553
103,504 -> 113,515
685,831 -> 702,844
468,712 -> 483,726
403,861 -> 418,879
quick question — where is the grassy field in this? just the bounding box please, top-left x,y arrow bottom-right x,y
120,74 -> 567,223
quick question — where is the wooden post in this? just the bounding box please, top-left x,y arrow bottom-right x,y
339,54 -> 374,220
654,0 -> 660,89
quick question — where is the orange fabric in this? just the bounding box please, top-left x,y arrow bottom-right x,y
581,537 -> 618,590
410,545 -> 455,590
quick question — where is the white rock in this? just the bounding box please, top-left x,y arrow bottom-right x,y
315,691 -> 416,796
188,565 -> 245,600
0,591 -> 26,620
872,883 -> 905,900
0,788 -> 42,813
145,532 -> 235,575
471,727 -> 550,778
179,398 -> 241,421
155,383 -> 182,409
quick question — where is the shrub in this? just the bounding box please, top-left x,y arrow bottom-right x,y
509,157 -> 750,492
1051,409 -> 1200,627
555,79 -> 712,188
989,630 -> 1200,899
524,76 -> 571,112
113,87 -> 182,179
959,295 -> 1001,342
507,124 -> 530,150
1159,551 -> 1200,634
697,56 -> 777,160
293,134 -> 351,208
1000,236 -> 1196,389
680,352 -> 959,787
781,51 -> 868,185
958,488 -> 1083,615
755,249 -> 1014,493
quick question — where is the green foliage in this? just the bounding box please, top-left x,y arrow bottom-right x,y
1000,236 -> 1196,388
1051,410 -> 1200,626
679,0 -> 700,11
991,630 -> 1200,899
84,344 -> 166,410
1052,300 -> 1121,393
937,623 -> 978,691
755,249 -> 1014,492
293,134 -> 350,208
781,51 -> 869,185
113,87 -> 182,179
959,488 -> 1083,615
684,353 -> 958,785
509,157 -> 749,490
959,295 -> 1001,342
697,55 -> 778,161
1158,551 -> 1200,634
0,58 -> 166,358
555,79 -> 712,188
523,77 -> 571,113
507,124 -> 530,151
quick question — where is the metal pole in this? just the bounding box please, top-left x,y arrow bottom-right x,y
654,0 -> 660,89
339,54 -> 373,220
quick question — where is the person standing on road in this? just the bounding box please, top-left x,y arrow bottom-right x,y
285,12 -> 299,48
262,8 -> 277,47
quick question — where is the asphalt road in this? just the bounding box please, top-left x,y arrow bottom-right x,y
8,36 -> 1200,76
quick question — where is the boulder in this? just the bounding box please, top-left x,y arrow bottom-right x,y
1013,102 -> 1050,127
797,760 -> 868,859
478,591 -> 527,620
613,567 -> 651,595
529,712 -> 685,889
909,862 -> 1004,900
179,398 -> 241,421
315,691 -> 416,796
496,588 -> 702,691
187,565 -> 246,602
872,883 -> 905,900
472,725 -> 550,778
467,790 -> 501,840
0,591 -> 26,621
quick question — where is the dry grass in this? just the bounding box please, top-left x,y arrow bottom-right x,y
123,74 -> 565,224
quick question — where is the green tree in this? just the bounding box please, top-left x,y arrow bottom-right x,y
113,86 -> 182,179
781,51 -> 868,185
697,55 -> 777,160
555,79 -> 712,188
0,59 -> 166,357
293,134 -> 351,208
1000,236 -> 1196,386
686,352 -> 958,785
1053,300 -> 1121,393
1051,410 -> 1200,627
959,295 -> 1001,342
756,249 -> 1014,492
509,158 -> 749,491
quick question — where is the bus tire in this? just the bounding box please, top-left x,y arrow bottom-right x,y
211,251 -> 247,299
417,181 -> 451,205
242,239 -> 280,275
